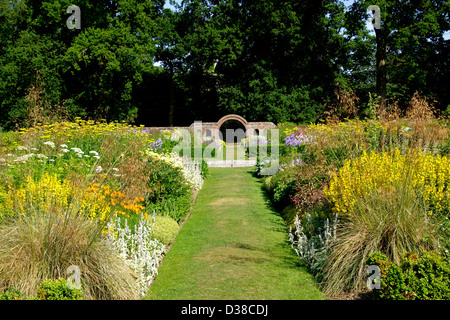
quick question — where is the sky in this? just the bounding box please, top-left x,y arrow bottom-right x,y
163,0 -> 180,11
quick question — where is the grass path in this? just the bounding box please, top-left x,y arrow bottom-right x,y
144,167 -> 324,300
203,144 -> 249,161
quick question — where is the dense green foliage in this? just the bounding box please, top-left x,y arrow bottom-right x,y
151,215 -> 179,245
0,286 -> 25,300
145,156 -> 192,202
1,0 -> 449,129
34,278 -> 84,300
0,279 -> 83,300
367,251 -> 450,300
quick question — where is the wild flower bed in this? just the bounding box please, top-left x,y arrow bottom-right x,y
260,113 -> 450,299
0,120 -> 205,299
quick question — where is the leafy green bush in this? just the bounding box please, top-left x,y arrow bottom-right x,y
145,157 -> 192,202
147,195 -> 193,223
367,251 -> 450,300
272,178 -> 296,205
151,215 -> 179,245
0,279 -> 84,300
0,286 -> 25,300
253,158 -> 270,177
262,168 -> 297,210
35,278 -> 83,300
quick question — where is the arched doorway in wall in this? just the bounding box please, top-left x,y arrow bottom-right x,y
217,115 -> 247,144
219,120 -> 246,144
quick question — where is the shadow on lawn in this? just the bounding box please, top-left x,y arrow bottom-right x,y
244,170 -> 310,271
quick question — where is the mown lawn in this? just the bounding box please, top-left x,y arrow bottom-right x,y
145,167 -> 324,300
201,144 -> 248,161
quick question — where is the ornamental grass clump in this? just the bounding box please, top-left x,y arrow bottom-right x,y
305,119 -> 377,168
0,205 -> 139,300
321,185 -> 439,296
321,149 -> 444,296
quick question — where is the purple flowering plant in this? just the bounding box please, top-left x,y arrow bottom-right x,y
151,137 -> 163,150
279,156 -> 304,170
284,130 -> 311,148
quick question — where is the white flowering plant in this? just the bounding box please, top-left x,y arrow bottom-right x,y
105,213 -> 166,297
289,213 -> 338,281
145,150 -> 204,190
2,140 -> 104,182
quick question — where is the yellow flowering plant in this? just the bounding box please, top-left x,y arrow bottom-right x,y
324,148 -> 450,217
1,173 -> 147,228
19,118 -> 153,144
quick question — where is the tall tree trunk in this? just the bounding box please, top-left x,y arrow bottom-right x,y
168,63 -> 174,127
375,27 -> 387,110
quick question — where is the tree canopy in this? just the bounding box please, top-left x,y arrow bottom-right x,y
0,0 -> 449,129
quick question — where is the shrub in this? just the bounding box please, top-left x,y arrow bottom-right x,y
144,151 -> 203,201
151,215 -> 180,246
146,195 -> 193,223
367,251 -> 450,300
272,178 -> 296,205
35,278 -> 83,300
262,167 -> 297,210
0,286 -> 25,300
144,156 -> 191,202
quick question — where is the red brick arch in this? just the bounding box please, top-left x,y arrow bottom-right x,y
216,114 -> 248,130
186,114 -> 275,140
